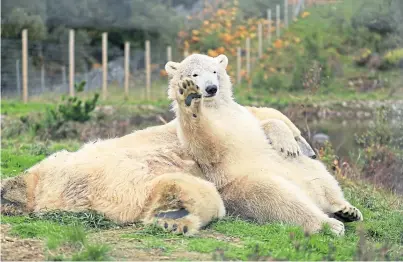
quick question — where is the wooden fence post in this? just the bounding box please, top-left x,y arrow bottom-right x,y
145,40 -> 151,100
267,9 -> 272,43
69,29 -> 75,96
22,29 -> 28,103
167,46 -> 172,62
246,38 -> 250,77
258,23 -> 263,59
276,5 -> 281,38
124,41 -> 130,99
237,47 -> 241,85
102,32 -> 108,100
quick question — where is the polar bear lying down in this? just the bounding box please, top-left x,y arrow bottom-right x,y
1,54 -> 362,236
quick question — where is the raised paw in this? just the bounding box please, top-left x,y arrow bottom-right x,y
176,78 -> 202,111
333,205 -> 363,223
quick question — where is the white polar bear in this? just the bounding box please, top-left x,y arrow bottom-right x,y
1,94 -> 315,235
167,53 -> 363,235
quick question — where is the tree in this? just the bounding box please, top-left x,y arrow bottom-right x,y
1,8 -> 47,40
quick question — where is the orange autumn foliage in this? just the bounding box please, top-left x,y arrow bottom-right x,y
274,39 -> 283,49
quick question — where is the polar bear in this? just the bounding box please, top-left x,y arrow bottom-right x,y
1,97 -> 315,234
1,129 -> 225,235
168,54 -> 363,235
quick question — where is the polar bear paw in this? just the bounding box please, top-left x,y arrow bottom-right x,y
306,217 -> 345,236
325,217 -> 345,236
261,119 -> 302,158
175,78 -> 202,116
154,209 -> 200,235
333,204 -> 363,222
274,137 -> 301,158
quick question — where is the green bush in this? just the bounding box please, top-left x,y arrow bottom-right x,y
58,93 -> 99,123
355,106 -> 391,148
253,72 -> 288,91
51,81 -> 99,123
382,48 -> 403,69
32,81 -> 99,139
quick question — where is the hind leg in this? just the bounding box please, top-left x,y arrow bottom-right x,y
141,173 -> 225,235
221,174 -> 345,236
299,160 -> 363,222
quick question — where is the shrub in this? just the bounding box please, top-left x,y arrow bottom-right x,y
381,48 -> 403,69
34,81 -> 99,139
253,72 -> 288,91
353,48 -> 372,66
58,93 -> 99,123
355,106 -> 391,148
354,106 -> 403,193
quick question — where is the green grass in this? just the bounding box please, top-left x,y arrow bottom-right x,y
118,198 -> 402,261
2,83 -> 399,120
1,101 -> 55,117
1,138 -> 80,178
234,84 -> 399,109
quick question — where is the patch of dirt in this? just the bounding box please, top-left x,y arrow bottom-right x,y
1,220 -> 243,261
88,227 -> 212,261
202,229 -> 243,246
1,224 -> 46,261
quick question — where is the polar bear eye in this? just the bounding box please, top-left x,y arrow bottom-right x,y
192,74 -> 198,77
213,71 -> 217,74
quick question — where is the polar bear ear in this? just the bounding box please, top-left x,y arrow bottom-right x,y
165,61 -> 180,77
215,54 -> 228,69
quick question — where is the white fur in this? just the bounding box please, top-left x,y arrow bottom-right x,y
170,54 -> 363,235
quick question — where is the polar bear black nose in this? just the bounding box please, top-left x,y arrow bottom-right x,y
206,85 -> 218,95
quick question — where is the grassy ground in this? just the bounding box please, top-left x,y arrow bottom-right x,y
2,82 -> 401,119
1,116 -> 402,260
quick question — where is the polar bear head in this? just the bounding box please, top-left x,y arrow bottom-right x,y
165,54 -> 233,105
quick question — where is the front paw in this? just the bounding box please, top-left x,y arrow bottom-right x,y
325,217 -> 345,236
333,204 -> 363,223
272,138 -> 302,158
176,78 -> 202,112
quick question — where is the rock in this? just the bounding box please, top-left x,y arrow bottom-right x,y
312,133 -> 330,148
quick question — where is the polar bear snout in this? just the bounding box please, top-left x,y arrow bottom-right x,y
205,85 -> 218,96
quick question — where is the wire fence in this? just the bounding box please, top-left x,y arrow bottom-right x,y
1,36 -> 177,100
1,0 -> 336,102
